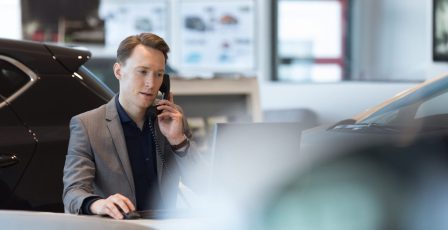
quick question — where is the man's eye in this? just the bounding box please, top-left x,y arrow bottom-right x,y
157,73 -> 164,77
139,70 -> 147,75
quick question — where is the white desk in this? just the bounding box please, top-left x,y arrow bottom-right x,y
0,211 -> 212,230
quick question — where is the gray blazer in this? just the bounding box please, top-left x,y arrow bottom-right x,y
63,97 -> 203,214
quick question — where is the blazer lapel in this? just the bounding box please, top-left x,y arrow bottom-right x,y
105,97 -> 135,194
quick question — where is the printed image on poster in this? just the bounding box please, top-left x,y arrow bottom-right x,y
180,0 -> 255,72
100,0 -> 167,49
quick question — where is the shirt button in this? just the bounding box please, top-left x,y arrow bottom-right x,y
145,158 -> 149,161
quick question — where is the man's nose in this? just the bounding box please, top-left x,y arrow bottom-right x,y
144,74 -> 156,87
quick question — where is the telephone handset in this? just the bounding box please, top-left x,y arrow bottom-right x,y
159,73 -> 170,100
154,73 -> 170,115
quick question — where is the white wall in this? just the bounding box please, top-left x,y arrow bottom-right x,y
351,0 -> 448,81
257,0 -> 444,124
0,0 -> 21,39
259,82 -> 416,124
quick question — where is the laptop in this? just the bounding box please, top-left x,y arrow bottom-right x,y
209,122 -> 308,201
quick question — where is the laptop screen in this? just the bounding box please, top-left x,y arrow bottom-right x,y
209,122 -> 307,199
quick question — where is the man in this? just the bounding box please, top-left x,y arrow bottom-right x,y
63,33 -> 202,219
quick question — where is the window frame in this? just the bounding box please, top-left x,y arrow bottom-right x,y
271,0 -> 350,82
0,55 -> 38,109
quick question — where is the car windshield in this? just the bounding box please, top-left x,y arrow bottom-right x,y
354,75 -> 448,130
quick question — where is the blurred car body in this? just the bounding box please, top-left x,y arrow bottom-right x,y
262,133 -> 448,230
260,74 -> 448,230
300,74 -> 448,163
0,38 -> 113,212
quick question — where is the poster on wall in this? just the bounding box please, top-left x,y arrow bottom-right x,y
180,0 -> 256,74
99,0 -> 167,50
434,0 -> 448,61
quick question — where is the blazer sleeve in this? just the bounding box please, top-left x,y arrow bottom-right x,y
169,115 -> 210,192
174,141 -> 210,191
62,116 -> 98,214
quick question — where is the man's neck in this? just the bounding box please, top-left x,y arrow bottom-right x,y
118,96 -> 146,129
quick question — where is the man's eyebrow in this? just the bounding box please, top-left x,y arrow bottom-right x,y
136,66 -> 165,72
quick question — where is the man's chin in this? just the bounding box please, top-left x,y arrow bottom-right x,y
137,96 -> 155,107
141,100 -> 156,109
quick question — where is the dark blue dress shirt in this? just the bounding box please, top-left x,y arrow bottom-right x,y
115,96 -> 163,210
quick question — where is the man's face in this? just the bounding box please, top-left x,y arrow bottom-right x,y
114,44 -> 166,111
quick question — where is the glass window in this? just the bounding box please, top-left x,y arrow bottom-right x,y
274,0 -> 347,82
0,59 -> 30,98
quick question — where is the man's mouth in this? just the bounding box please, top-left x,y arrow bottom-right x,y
140,92 -> 153,97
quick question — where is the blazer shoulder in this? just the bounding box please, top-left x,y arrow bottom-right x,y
73,104 -> 107,121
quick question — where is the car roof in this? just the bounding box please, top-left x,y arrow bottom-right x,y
352,73 -> 448,122
0,38 -> 91,75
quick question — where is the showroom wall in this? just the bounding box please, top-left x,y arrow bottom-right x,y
0,0 -> 446,124
259,0 -> 447,123
350,0 -> 448,81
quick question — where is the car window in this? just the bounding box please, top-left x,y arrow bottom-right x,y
356,76 -> 448,127
415,90 -> 448,119
360,109 -> 400,125
83,58 -> 119,93
0,59 -> 30,98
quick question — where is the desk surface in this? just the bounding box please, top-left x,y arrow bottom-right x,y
0,210 -> 212,230
129,218 -> 210,230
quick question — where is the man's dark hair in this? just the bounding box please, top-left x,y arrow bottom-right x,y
116,33 -> 170,64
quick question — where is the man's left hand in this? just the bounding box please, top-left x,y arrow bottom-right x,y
156,92 -> 186,145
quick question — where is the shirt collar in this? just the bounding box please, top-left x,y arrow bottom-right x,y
115,94 -> 156,124
115,94 -> 133,123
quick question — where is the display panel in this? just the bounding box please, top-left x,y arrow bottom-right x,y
434,0 -> 448,61
99,0 -> 168,49
179,0 -> 256,73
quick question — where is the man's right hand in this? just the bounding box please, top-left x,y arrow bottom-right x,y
90,193 -> 136,219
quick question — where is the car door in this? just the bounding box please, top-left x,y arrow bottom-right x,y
0,57 -> 38,210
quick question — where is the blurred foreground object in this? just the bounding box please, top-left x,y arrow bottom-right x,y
261,132 -> 448,230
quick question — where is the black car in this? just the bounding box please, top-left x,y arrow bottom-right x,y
0,38 -> 113,212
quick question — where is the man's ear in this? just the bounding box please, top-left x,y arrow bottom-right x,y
113,62 -> 122,80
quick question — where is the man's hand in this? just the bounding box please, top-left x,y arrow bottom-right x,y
90,193 -> 135,219
156,93 -> 186,145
